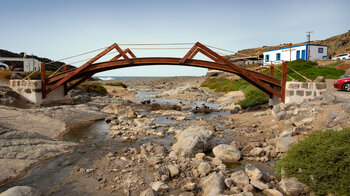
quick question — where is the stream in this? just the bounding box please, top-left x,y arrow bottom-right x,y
0,87 -> 274,195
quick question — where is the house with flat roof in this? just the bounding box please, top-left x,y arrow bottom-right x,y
263,44 -> 328,65
0,57 -> 41,72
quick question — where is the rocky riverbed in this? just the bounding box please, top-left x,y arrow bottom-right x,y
1,77 -> 350,196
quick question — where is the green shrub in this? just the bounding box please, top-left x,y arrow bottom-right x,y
76,82 -> 107,96
105,82 -> 127,88
201,77 -> 269,109
275,129 -> 350,195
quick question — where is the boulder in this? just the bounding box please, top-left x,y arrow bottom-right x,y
140,188 -> 158,196
230,170 -> 250,189
245,164 -> 263,181
262,189 -> 283,196
322,92 -> 337,104
277,177 -> 307,196
250,180 -> 269,190
325,112 -> 346,128
151,181 -> 169,192
276,135 -> 296,153
167,165 -> 179,178
198,162 -> 212,176
0,186 -> 40,196
249,147 -> 264,157
200,172 -> 225,196
342,104 -> 350,114
212,144 -> 241,162
172,126 -> 213,157
315,76 -> 325,83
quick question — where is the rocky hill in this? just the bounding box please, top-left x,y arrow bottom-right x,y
228,30 -> 350,59
0,49 -> 75,71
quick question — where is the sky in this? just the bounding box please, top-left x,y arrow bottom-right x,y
0,0 -> 349,76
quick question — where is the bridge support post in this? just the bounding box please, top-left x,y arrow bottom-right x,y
41,63 -> 46,99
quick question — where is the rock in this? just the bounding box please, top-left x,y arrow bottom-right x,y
85,168 -> 94,173
230,170 -> 250,189
212,144 -> 241,162
179,192 -> 195,196
167,165 -> 179,178
276,135 -> 296,153
315,76 -> 325,82
176,116 -> 186,121
140,188 -> 158,196
245,164 -> 263,181
322,92 -> 337,104
243,184 -> 254,192
195,153 -> 206,160
277,177 -> 307,196
341,104 -> 350,114
275,111 -> 286,121
211,157 -> 223,166
250,180 -> 269,190
168,151 -> 177,158
172,126 -> 213,157
151,181 -> 169,192
325,112 -> 346,128
198,162 -> 212,176
262,189 -> 284,196
148,156 -> 162,166
224,178 -> 233,188
182,182 -> 196,191
0,186 -> 40,196
232,192 -> 254,196
249,147 -> 264,157
200,172 -> 225,196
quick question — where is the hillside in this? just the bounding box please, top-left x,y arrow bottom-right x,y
228,30 -> 350,59
0,49 -> 75,71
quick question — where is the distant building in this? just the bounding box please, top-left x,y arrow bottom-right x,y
0,57 -> 41,72
229,55 -> 264,66
263,44 -> 328,65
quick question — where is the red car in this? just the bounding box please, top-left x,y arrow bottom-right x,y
334,76 -> 350,91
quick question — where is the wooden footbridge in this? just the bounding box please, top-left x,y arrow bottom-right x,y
40,42 -> 287,102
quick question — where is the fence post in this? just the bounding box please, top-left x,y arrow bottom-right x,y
281,62 -> 287,103
270,65 -> 274,77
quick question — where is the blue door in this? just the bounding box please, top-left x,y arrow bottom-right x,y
302,50 -> 306,59
296,50 -> 300,59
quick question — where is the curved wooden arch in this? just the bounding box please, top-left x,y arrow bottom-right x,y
41,42 -> 286,102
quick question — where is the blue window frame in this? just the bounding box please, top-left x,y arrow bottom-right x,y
296,50 -> 300,59
276,53 -> 281,61
265,55 -> 269,62
318,48 -> 324,53
301,50 -> 306,59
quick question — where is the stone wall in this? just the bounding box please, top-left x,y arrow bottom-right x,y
9,80 -> 71,105
285,81 -> 326,103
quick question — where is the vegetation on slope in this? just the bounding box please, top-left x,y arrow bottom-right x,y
275,129 -> 350,195
201,77 -> 269,109
105,82 -> 128,88
76,82 -> 107,96
263,59 -> 345,82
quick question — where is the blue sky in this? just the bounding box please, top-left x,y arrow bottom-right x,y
0,0 -> 349,76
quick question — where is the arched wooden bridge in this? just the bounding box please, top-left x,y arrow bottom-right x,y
41,42 -> 287,102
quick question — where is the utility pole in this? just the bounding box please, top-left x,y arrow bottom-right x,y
306,31 -> 314,60
289,43 -> 292,62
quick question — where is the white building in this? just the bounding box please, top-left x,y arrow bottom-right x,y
0,57 -> 41,72
263,44 -> 328,65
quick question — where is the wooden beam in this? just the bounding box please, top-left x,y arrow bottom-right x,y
179,44 -> 198,64
270,65 -> 274,77
45,43 -> 117,95
113,44 -> 133,64
67,73 -> 95,92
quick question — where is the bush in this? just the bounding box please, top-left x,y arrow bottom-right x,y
76,82 -> 107,96
275,129 -> 350,195
0,69 -> 12,79
105,82 -> 127,88
201,77 -> 269,109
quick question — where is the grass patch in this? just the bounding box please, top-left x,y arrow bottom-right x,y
201,77 -> 268,109
275,129 -> 350,195
105,82 -> 127,88
76,81 -> 107,96
263,59 -> 345,82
